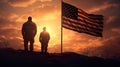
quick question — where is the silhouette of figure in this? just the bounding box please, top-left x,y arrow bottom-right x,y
22,16 -> 37,52
39,27 -> 50,53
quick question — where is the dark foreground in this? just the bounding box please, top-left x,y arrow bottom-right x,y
0,48 -> 120,67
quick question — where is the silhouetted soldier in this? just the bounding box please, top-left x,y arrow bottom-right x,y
22,16 -> 37,52
39,27 -> 50,53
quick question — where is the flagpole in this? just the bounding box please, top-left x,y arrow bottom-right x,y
61,0 -> 63,54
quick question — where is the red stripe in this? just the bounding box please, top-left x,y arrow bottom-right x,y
78,9 -> 88,16
78,15 -> 97,24
78,9 -> 103,26
62,17 -> 103,32
63,22 -> 102,37
78,17 -> 103,28
63,17 -> 103,30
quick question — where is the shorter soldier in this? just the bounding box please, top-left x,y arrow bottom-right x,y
39,27 -> 50,53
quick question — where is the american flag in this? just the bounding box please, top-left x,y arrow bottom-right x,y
62,2 -> 104,37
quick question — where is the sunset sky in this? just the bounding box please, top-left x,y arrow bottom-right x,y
0,0 -> 120,59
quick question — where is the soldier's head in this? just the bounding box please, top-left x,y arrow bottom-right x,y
43,27 -> 46,31
28,16 -> 32,21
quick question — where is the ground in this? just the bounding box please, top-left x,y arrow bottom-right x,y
0,48 -> 120,67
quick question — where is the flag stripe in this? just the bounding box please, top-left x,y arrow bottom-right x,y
78,9 -> 89,17
63,17 -> 103,35
78,13 -> 102,25
78,15 -> 103,27
62,21 -> 102,37
78,16 -> 103,28
78,10 -> 103,28
63,17 -> 103,32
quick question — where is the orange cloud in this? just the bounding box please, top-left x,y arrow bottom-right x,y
62,28 -> 104,53
8,0 -> 36,7
88,3 -> 118,13
39,0 -> 52,2
112,28 -> 120,34
6,0 -> 53,7
8,13 -> 19,22
106,16 -> 116,24
0,0 -> 7,3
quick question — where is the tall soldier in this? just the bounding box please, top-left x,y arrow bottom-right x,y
22,16 -> 37,52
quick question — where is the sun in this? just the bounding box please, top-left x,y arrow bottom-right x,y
45,26 -> 53,33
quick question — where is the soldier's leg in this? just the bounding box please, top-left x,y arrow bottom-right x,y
43,44 -> 46,53
30,39 -> 34,52
43,43 -> 47,53
41,43 -> 44,53
24,39 -> 28,51
45,43 -> 48,53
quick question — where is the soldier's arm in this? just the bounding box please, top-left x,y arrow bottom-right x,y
48,33 -> 50,41
34,23 -> 37,36
22,24 -> 25,36
39,32 -> 42,42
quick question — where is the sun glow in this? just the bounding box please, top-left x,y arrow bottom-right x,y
33,12 -> 61,52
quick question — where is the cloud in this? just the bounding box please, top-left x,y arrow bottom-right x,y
0,0 -> 8,3
9,13 -> 19,20
0,28 -> 23,49
62,28 -> 104,53
64,0 -> 108,11
0,13 -> 22,30
88,3 -> 118,13
106,16 -> 116,24
0,17 -> 26,50
8,0 -> 36,7
112,28 -> 120,34
39,0 -> 52,2
3,0 -> 53,8
105,15 -> 120,31
73,34 -> 120,59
